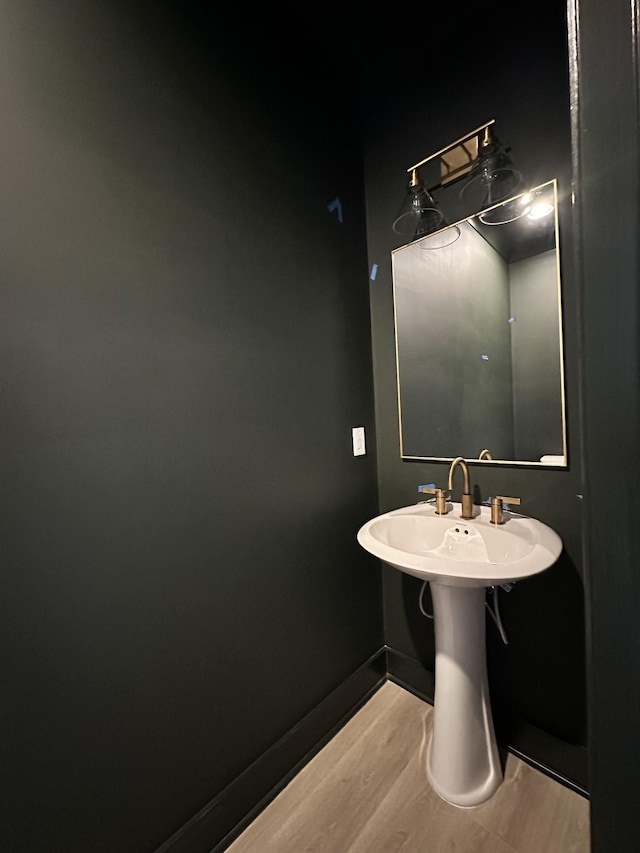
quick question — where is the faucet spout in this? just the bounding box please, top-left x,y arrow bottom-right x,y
448,456 -> 474,519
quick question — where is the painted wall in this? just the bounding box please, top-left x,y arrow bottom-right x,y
0,3 -> 382,851
571,0 -> 640,849
10,1 -> 638,849
359,0 -> 587,777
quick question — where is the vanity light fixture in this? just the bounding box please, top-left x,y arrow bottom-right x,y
525,186 -> 555,220
529,202 -> 554,219
393,121 -> 497,245
394,119 -> 530,239
469,124 -> 526,224
479,182 -> 556,227
392,168 -> 446,240
478,192 -> 531,226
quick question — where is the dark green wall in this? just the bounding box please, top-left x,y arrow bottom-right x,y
360,0 -> 587,770
572,0 -> 640,850
5,2 -> 639,851
0,3 -> 382,851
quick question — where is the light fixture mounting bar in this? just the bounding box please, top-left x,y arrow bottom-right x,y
407,119 -> 496,186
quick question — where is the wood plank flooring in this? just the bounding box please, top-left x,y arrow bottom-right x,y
226,681 -> 590,853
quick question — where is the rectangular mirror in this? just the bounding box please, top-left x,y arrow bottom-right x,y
392,179 -> 567,466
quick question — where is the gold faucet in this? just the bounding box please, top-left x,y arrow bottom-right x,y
448,456 -> 474,519
490,494 -> 521,524
418,485 -> 448,514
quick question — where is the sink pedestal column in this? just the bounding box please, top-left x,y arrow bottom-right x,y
427,582 -> 503,807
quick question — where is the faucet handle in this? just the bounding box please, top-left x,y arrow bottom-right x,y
418,486 -> 449,515
490,495 -> 521,525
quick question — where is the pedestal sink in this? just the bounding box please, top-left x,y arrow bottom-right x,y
357,500 -> 562,807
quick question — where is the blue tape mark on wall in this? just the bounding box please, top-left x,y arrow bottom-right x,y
508,316 -> 516,323
482,354 -> 489,360
327,197 -> 343,223
370,263 -> 378,280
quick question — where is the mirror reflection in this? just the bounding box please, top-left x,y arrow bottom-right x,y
392,179 -> 566,466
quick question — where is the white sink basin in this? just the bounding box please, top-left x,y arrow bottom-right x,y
357,501 -> 562,588
357,498 -> 563,807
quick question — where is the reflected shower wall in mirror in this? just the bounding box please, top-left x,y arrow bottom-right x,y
392,179 -> 567,466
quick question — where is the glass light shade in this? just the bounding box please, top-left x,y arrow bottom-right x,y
393,170 -> 446,241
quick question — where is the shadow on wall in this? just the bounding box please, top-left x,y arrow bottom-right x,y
398,545 -> 587,789
487,550 -> 587,746
400,544 -> 587,740
401,574 -> 436,669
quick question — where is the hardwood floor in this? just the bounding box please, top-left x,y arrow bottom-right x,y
226,681 -> 590,853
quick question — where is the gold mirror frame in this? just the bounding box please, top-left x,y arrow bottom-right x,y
392,179 -> 567,466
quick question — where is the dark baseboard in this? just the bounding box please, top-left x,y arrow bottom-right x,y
385,645 -> 589,798
385,646 -> 435,704
156,644 -> 588,852
154,648 -> 387,853
506,720 -> 589,799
